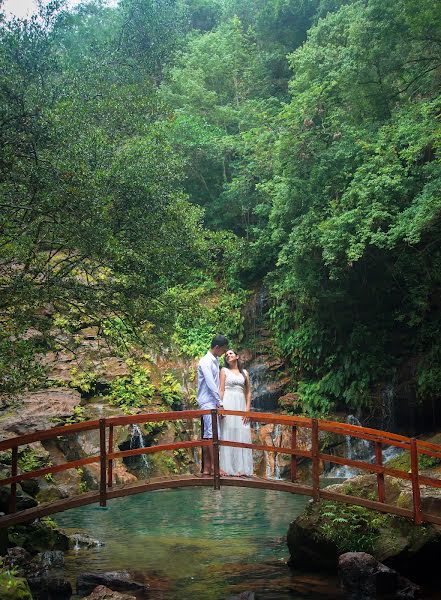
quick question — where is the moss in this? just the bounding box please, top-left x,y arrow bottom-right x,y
8,520 -> 69,553
0,575 -> 32,600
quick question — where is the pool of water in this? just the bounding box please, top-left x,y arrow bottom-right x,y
55,487 -> 342,600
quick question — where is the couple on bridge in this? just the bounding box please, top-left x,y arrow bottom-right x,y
197,334 -> 253,477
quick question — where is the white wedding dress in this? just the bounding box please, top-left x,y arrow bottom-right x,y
220,368 -> 253,476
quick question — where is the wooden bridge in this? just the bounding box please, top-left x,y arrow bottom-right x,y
1,409 -> 441,528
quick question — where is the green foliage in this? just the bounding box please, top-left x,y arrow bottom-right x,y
318,502 -> 384,554
159,372 -> 183,410
0,559 -> 32,600
64,405 -> 87,424
18,449 -> 49,473
109,363 -> 155,413
69,368 -> 98,395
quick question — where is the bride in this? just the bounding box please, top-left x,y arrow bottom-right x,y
219,349 -> 253,477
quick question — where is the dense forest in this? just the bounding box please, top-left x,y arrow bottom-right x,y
1,0 -> 440,423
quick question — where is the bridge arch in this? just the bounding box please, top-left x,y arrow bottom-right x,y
1,409 -> 441,528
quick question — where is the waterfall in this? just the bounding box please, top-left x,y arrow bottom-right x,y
264,424 -> 282,480
130,424 -> 149,471
327,414 -> 403,479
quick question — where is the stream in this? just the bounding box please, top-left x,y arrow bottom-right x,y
55,487 -> 343,600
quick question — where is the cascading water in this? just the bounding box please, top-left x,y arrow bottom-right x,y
130,424 -> 149,472
264,424 -> 283,480
327,414 -> 403,479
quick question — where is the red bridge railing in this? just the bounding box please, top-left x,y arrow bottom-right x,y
1,409 -> 441,528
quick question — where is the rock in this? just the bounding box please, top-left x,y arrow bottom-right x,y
77,572 -> 149,597
0,576 -> 33,600
81,585 -> 136,600
9,520 -> 70,553
0,484 -> 38,514
1,388 -> 81,436
287,498 -> 441,573
27,575 -> 73,600
3,546 -> 72,599
226,593 -> 256,600
339,552 -> 421,600
69,532 -> 104,549
36,550 -> 65,569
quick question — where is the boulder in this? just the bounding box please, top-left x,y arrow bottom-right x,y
3,546 -> 71,599
339,552 -> 421,599
287,497 -> 441,574
81,585 -> 136,600
9,520 -> 70,554
77,572 -> 148,597
27,575 -> 73,600
69,532 -> 104,549
1,388 -> 81,436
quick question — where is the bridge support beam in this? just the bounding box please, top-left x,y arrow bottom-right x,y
99,419 -> 107,507
211,410 -> 220,490
311,419 -> 320,501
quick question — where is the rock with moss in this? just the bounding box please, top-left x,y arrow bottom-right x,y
8,519 -> 69,554
287,496 -> 441,574
0,574 -> 33,600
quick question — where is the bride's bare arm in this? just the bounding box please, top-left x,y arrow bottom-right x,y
219,368 -> 226,404
243,370 -> 251,423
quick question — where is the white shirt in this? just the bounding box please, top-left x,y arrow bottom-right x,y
196,351 -> 221,408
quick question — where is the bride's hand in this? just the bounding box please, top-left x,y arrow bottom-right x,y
242,414 -> 250,425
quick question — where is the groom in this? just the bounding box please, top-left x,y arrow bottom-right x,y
197,334 -> 229,475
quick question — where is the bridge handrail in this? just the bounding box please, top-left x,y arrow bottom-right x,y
2,408 -> 441,526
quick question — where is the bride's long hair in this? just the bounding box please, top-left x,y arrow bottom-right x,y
224,350 -> 245,377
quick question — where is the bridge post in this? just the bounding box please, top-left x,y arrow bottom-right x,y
108,425 -> 114,488
9,447 -> 18,514
375,442 -> 385,503
291,426 -> 297,482
311,419 -> 320,501
211,409 -> 220,490
99,418 -> 107,507
410,438 -> 422,525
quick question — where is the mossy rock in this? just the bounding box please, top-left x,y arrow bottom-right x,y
287,498 -> 441,574
0,575 -> 32,600
8,520 -> 69,554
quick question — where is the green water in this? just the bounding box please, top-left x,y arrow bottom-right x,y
55,487 -> 342,599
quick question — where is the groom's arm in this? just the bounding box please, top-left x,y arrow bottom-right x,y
200,361 -> 221,406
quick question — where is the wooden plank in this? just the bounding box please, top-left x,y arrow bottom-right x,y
319,453 -> 412,481
108,425 -> 114,488
106,475 -> 213,500
320,420 -> 409,442
418,475 -> 441,489
410,438 -> 422,525
421,511 -> 441,526
106,409 -> 211,427
417,439 -> 441,453
0,420 -> 100,451
99,419 -> 107,508
220,476 -> 314,496
318,424 -> 409,449
291,426 -> 297,482
376,442 -> 385,503
320,489 -> 414,519
0,456 -> 100,487
219,409 -> 312,427
108,440 -> 211,460
211,410 -> 220,491
9,448 -> 18,514
0,491 -> 102,528
219,440 -> 311,458
311,419 -> 320,501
